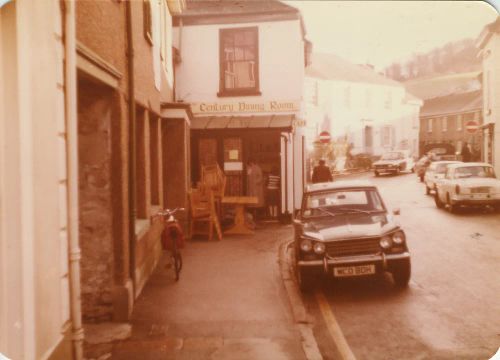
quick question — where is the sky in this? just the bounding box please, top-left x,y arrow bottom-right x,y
286,1 -> 499,70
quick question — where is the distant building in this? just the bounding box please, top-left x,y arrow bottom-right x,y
477,17 -> 500,174
173,0 -> 308,214
419,90 -> 483,159
305,53 -> 422,160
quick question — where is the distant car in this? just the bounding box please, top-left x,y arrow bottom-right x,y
293,181 -> 411,292
434,162 -> 500,212
373,150 -> 415,176
415,156 -> 432,182
424,161 -> 461,194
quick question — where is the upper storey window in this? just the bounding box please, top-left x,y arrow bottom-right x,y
218,27 -> 260,97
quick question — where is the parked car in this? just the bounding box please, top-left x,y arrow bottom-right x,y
415,155 -> 432,182
434,162 -> 500,212
424,160 -> 462,194
372,150 -> 415,176
293,181 -> 411,292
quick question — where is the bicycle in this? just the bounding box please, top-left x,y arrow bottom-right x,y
154,208 -> 185,281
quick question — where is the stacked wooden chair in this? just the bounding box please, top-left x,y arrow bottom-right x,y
188,188 -> 222,241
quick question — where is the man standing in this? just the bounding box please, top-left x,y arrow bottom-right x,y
312,159 -> 333,183
461,142 -> 472,162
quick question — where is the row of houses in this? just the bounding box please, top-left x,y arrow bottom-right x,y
0,0 -> 309,359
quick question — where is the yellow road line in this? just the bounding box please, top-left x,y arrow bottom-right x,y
315,290 -> 356,360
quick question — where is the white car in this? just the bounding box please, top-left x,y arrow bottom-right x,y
434,162 -> 500,213
373,150 -> 415,176
424,161 -> 461,195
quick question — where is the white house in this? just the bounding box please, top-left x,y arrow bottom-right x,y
173,0 -> 308,216
477,17 -> 500,175
305,53 -> 422,164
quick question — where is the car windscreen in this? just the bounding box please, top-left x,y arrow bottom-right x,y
435,163 -> 454,174
381,152 -> 402,160
303,189 -> 385,217
454,166 -> 496,179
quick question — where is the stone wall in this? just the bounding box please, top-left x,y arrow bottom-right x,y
78,79 -> 115,322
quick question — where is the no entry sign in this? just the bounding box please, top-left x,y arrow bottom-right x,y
465,120 -> 479,133
319,131 -> 331,143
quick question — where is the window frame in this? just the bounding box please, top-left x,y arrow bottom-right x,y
143,0 -> 153,46
218,26 -> 261,97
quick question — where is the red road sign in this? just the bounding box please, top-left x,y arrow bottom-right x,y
319,131 -> 331,143
465,120 -> 479,133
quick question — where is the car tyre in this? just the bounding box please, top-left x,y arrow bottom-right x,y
392,259 -> 411,288
374,171 -> 380,177
425,185 -> 431,195
447,194 -> 458,214
419,175 -> 424,182
296,266 -> 314,293
434,192 -> 444,209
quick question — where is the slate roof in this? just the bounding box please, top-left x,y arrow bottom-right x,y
180,0 -> 298,17
420,90 -> 482,118
305,53 -> 403,88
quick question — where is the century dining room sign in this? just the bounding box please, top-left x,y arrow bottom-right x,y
191,100 -> 300,114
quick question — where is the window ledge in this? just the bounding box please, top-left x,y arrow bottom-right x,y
217,90 -> 262,98
135,219 -> 150,239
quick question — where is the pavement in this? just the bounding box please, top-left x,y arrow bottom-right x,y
108,223 -> 316,360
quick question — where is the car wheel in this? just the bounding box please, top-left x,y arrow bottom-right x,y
296,266 -> 314,293
434,192 -> 444,209
392,259 -> 411,288
425,185 -> 431,195
447,194 -> 458,213
419,175 -> 424,182
411,166 -> 415,173
396,167 -> 400,175
374,171 -> 380,177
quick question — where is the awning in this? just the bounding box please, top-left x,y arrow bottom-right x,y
190,114 -> 294,131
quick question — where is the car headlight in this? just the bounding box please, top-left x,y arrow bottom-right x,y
313,242 -> 325,254
380,236 -> 392,249
392,231 -> 405,245
300,239 -> 312,252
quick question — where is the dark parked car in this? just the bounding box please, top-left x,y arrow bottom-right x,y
293,181 -> 411,291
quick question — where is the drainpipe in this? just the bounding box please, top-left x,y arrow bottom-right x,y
126,0 -> 137,288
281,134 -> 291,223
64,1 -> 84,359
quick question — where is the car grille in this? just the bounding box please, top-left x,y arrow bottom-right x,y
471,187 -> 490,194
326,238 -> 381,257
375,165 -> 388,169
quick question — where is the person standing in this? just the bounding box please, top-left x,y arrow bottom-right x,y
461,142 -> 471,162
266,167 -> 280,218
247,159 -> 264,207
312,159 -> 333,183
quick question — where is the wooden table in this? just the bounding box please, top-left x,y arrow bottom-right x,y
221,196 -> 258,235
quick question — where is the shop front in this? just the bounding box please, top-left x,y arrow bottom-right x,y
190,113 -> 304,221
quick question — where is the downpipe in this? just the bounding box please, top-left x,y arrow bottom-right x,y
64,0 -> 84,358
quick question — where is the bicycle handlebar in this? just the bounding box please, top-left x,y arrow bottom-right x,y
154,208 -> 185,218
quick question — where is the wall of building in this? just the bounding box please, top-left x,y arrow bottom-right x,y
482,32 -> 500,174
0,1 -> 72,359
173,19 -> 304,107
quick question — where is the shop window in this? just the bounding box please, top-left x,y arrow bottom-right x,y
150,115 -> 160,205
143,0 -> 153,45
218,27 -> 260,97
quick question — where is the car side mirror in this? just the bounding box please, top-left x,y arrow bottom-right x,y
392,208 -> 401,215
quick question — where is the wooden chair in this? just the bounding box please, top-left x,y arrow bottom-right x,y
201,164 -> 226,216
188,189 -> 222,241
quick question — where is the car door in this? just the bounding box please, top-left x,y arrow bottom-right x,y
438,168 -> 453,201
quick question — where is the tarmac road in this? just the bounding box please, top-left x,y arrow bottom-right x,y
301,171 -> 500,360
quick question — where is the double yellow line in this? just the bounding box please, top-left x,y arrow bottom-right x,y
315,290 -> 357,360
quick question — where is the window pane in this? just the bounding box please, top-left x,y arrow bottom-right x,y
245,48 -> 255,60
233,61 -> 255,88
244,31 -> 255,45
234,46 -> 245,61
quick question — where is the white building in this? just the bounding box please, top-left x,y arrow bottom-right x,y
477,17 -> 500,175
173,0 -> 308,215
305,53 -> 422,162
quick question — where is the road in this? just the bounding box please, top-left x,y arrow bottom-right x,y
301,171 -> 500,360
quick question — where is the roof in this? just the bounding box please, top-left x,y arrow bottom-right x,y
305,180 -> 375,194
173,0 -> 301,25
420,90 -> 482,118
477,17 -> 500,49
404,72 -> 481,100
190,114 -> 294,131
305,53 -> 403,88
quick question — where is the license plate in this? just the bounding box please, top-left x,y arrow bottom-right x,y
333,265 -> 375,277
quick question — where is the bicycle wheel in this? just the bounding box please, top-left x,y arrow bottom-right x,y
174,252 -> 182,281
